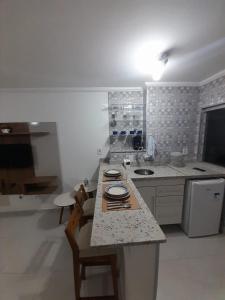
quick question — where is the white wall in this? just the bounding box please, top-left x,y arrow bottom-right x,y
0,90 -> 109,190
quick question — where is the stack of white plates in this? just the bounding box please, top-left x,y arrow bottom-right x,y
104,184 -> 129,200
104,169 -> 121,177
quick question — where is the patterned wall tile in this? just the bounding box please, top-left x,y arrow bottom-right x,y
146,86 -> 199,163
197,75 -> 225,160
108,90 -> 144,154
108,75 -> 225,164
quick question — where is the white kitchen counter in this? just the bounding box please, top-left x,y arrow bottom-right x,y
169,161 -> 225,178
91,163 -> 166,300
129,165 -> 184,180
127,161 -> 225,180
90,161 -> 225,300
91,162 -> 225,247
91,163 -> 166,247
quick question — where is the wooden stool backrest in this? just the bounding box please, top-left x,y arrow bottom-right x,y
75,184 -> 89,208
65,204 -> 84,299
65,203 -> 82,258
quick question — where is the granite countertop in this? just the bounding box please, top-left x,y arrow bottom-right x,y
128,161 -> 225,180
169,161 -> 225,178
90,161 -> 225,247
129,165 -> 185,180
90,163 -> 166,247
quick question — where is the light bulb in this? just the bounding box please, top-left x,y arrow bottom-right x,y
151,59 -> 166,81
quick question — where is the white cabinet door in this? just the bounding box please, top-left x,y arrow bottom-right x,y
156,185 -> 184,196
155,205 -> 183,225
137,186 -> 156,215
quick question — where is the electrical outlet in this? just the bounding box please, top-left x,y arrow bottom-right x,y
97,148 -> 102,156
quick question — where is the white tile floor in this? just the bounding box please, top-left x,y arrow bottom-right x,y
0,211 -> 225,300
0,210 -> 113,300
157,225 -> 225,300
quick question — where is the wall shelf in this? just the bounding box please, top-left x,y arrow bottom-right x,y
110,150 -> 146,153
0,132 -> 49,136
1,176 -> 58,195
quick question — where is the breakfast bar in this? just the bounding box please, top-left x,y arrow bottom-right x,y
91,163 -> 166,300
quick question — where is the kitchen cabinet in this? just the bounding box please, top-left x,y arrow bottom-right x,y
138,186 -> 156,215
133,178 -> 185,225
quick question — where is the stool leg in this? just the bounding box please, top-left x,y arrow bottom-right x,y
81,264 -> 86,280
59,207 -> 64,224
111,256 -> 119,300
69,204 -> 74,214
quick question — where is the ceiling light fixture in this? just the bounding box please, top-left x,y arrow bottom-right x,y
134,42 -> 169,81
151,53 -> 168,81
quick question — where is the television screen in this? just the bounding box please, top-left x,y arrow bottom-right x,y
0,144 -> 33,168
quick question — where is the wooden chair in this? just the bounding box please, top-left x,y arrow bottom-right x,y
65,204 -> 119,300
75,184 -> 95,223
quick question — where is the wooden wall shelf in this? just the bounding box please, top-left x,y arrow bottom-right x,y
0,132 -> 49,136
1,176 -> 58,195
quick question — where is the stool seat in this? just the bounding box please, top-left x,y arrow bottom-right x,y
54,192 -> 75,207
78,222 -> 116,258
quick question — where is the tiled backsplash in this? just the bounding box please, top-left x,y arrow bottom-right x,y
197,75 -> 225,160
199,76 -> 225,107
108,91 -> 145,154
146,86 -> 199,163
108,75 -> 225,164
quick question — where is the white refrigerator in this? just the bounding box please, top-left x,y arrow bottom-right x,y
182,178 -> 225,237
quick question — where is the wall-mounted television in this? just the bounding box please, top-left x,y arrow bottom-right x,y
0,144 -> 33,168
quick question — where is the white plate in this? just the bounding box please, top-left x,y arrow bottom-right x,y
104,169 -> 121,177
105,185 -> 128,197
105,193 -> 129,201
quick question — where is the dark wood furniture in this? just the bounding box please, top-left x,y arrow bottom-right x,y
0,123 -> 35,184
65,203 -> 119,300
1,176 -> 58,195
0,122 -> 57,195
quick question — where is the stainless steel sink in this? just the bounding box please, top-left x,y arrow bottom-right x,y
134,169 -> 154,175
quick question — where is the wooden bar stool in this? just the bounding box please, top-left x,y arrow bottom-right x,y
65,203 -> 119,300
74,181 -> 97,198
54,192 -> 75,224
75,184 -> 96,224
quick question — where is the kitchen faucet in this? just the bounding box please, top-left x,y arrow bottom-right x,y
135,147 -> 143,165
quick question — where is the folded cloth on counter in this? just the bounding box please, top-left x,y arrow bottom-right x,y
147,135 -> 156,159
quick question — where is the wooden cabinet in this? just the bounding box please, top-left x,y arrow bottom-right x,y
133,178 -> 185,225
0,123 -> 58,195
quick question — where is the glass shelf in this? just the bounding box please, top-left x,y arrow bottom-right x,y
110,150 -> 146,153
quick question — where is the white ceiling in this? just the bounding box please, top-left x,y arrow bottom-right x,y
1,0 -> 225,88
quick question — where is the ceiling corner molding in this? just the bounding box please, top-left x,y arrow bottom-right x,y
199,69 -> 225,86
0,86 -> 143,93
0,70 -> 225,92
145,81 -> 198,87
106,87 -> 143,92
